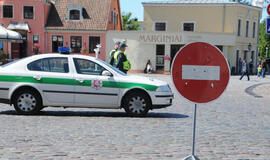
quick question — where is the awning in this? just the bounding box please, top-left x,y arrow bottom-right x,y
7,21 -> 30,31
0,25 -> 22,41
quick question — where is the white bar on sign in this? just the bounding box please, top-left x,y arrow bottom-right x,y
182,65 -> 220,80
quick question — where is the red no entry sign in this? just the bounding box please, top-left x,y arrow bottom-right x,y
171,42 -> 230,103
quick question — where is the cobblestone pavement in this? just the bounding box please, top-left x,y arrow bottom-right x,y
0,74 -> 270,160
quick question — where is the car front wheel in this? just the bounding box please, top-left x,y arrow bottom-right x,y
123,91 -> 151,116
13,89 -> 42,115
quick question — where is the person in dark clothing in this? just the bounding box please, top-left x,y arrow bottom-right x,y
262,59 -> 267,78
109,41 -> 121,66
114,42 -> 130,74
239,60 -> 250,81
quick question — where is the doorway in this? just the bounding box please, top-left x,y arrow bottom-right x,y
170,44 -> 184,69
11,30 -> 27,59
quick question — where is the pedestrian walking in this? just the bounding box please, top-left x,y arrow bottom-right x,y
238,58 -> 242,74
239,60 -> 250,81
144,60 -> 153,74
262,59 -> 266,78
109,41 -> 121,66
114,42 -> 131,74
257,62 -> 262,78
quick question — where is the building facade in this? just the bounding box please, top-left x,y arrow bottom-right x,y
0,0 -> 121,60
106,0 -> 261,74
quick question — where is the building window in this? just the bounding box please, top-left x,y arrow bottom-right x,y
70,36 -> 82,53
252,22 -> 256,38
33,35 -> 39,44
155,22 -> 166,31
246,21 -> 249,38
52,35 -> 64,53
32,35 -> 40,52
244,50 -> 248,60
89,36 -> 100,53
3,5 -> 13,18
69,10 -> 80,20
156,44 -> 165,71
183,23 -> 194,31
24,6 -> 34,19
237,19 -> 241,36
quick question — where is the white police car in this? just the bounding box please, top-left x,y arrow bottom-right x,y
0,54 -> 173,116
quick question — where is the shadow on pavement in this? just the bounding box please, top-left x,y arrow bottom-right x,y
0,110 -> 188,119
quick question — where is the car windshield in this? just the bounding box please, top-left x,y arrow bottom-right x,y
95,58 -> 127,76
0,58 -> 26,68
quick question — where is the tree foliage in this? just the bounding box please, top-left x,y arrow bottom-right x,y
122,12 -> 140,30
259,20 -> 270,59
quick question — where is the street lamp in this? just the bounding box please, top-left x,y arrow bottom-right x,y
248,43 -> 252,51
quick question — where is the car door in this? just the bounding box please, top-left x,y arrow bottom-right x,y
73,58 -> 120,107
27,57 -> 75,106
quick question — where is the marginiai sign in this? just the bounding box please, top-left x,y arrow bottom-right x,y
139,34 -> 182,44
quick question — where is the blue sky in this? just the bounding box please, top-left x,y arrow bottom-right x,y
119,0 -> 269,21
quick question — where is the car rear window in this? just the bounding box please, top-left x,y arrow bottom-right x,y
27,57 -> 69,73
0,58 -> 25,68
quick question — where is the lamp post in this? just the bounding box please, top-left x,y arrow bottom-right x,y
248,43 -> 252,52
266,47 -> 268,58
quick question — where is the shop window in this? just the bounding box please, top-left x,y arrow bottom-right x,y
215,45 -> 223,52
252,22 -> 256,38
183,23 -> 194,32
155,22 -> 166,31
70,36 -> 82,53
237,19 -> 241,36
69,10 -> 80,20
0,42 -> 3,51
52,35 -> 63,53
89,36 -> 100,53
3,5 -> 13,18
24,6 -> 34,19
156,45 -> 165,71
246,21 -> 249,38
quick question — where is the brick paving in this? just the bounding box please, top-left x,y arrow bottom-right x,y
0,74 -> 270,160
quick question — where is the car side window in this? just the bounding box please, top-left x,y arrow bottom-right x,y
27,57 -> 69,73
73,58 -> 106,75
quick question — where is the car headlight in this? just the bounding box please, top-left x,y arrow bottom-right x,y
156,84 -> 171,92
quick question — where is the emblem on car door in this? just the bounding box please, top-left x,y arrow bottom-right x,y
92,79 -> 103,90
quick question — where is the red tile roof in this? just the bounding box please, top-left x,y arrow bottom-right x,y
46,0 -> 112,31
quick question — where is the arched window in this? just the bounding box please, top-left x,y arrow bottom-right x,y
69,10 -> 80,20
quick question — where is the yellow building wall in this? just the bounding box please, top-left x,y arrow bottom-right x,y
144,5 -> 224,33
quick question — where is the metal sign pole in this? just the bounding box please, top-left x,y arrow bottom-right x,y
183,103 -> 200,160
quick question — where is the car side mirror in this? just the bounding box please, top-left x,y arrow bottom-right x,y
102,70 -> 113,77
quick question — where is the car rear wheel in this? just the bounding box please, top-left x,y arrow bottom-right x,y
13,89 -> 42,115
123,91 -> 151,116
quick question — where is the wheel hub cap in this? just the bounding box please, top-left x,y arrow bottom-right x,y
17,93 -> 36,112
129,96 -> 146,114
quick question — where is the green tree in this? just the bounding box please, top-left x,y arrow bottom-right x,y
122,12 -> 140,30
259,20 -> 270,59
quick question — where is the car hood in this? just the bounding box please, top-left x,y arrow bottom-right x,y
121,75 -> 168,87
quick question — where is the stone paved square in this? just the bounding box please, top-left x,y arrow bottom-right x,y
0,74 -> 269,160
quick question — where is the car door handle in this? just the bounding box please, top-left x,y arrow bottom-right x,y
76,78 -> 84,83
33,75 -> 42,81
